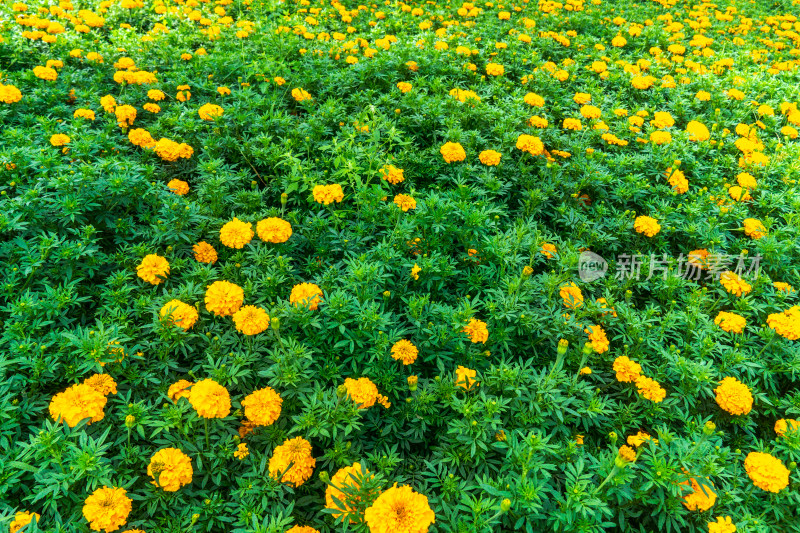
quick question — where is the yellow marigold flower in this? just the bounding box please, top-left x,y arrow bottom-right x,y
391,339 -> 419,365
148,448 -> 192,492
744,451 -> 790,492
563,118 -> 582,131
364,484 -> 435,533
524,92 -> 545,107
575,435 -> 584,445
626,431 -> 653,447
579,367 -> 592,375
736,172 -> 757,190
147,89 -> 165,101
114,105 -> 136,128
274,77 -> 287,86
292,88 -> 312,102
455,365 -> 477,390
650,130 -> 672,145
618,445 -> 636,463
727,89 -> 745,101
695,91 -> 711,101
631,75 -> 656,90
128,128 -> 155,148
773,282 -> 795,293
767,306 -> 800,340
380,165 -> 405,184
516,134 -> 544,156
269,436 -> 316,487
634,215 -> 661,237
714,311 -> 746,333
220,217 -> 254,249
486,62 -> 504,76
242,386 -> 282,426
719,271 -> 751,297
686,120 -> 710,141
83,374 -> 117,396
666,168 -> 688,194
50,134 -> 70,147
775,418 -> 799,437
218,86 -> 232,96
393,194 -> 416,211
257,217 -> 292,243
743,218 -> 766,240
160,300 -> 198,331
682,477 -> 716,511
635,375 -> 666,402
411,263 -> 421,281
613,356 -> 641,383
167,179 -> 189,196
559,282 -> 584,309
234,443 -> 249,459
540,243 -> 557,259
143,103 -> 160,113
585,325 -> 609,354
136,254 -> 169,285
233,305 -> 270,335
168,380 -> 193,402
463,318 -> 488,344
193,241 -> 217,264
326,462 -> 374,521
198,103 -> 223,121
440,142 -> 466,163
153,138 -> 193,161
580,105 -> 602,119
312,184 -> 345,204
100,95 -> 117,113
189,378 -> 231,419
529,115 -> 548,128
33,66 -> 58,80
205,280 -> 244,317
708,516 -> 736,533
74,108 -> 95,120
714,377 -> 753,415
0,84 -> 23,104
290,282 -> 323,310
10,511 -> 40,533
286,527 -> 319,533
397,81 -> 412,93
611,34 -> 627,47
82,486 -> 132,533
343,377 -> 390,408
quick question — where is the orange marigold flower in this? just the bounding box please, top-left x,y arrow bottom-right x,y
364,484 -> 435,533
193,241 -> 218,264
168,380 -> 193,402
775,418 -> 799,437
397,81 -> 412,93
343,377 -> 390,408
198,103 -> 223,120
714,311 -> 746,333
463,318 -> 488,343
559,282 -> 584,309
635,375 -> 666,402
114,105 -> 136,128
189,378 -> 231,419
585,324 -> 609,354
391,339 -> 419,365
326,462 -> 374,521
393,194 -> 417,211
136,254 -> 169,285
290,282 -> 323,310
766,306 -> 800,340
83,374 -> 117,396
743,218 -> 766,239
540,242 -> 557,259
220,217 -> 254,249
49,383 -> 107,427
380,165 -> 405,184
147,448 -> 193,492
10,512 -> 40,533
167,179 -> 189,195
618,445 -> 636,462
82,486 -> 132,533
440,142 -> 466,163
205,280 -> 244,317
516,134 -> 544,156
719,271 -> 751,297
256,217 -> 292,243
128,128 -> 155,148
232,305 -> 270,335
74,108 -> 95,120
744,451 -> 790,492
153,138 -> 193,161
479,150 -> 502,166
681,477 -> 716,511
634,215 -> 661,237
269,436 -> 316,487
714,377 -> 753,415
242,386 -> 282,426
455,365 -> 478,390
159,300 -> 199,330
291,88 -> 312,102
312,184 -> 345,204
613,356 -> 641,383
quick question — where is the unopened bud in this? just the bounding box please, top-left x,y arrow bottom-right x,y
609,431 -> 618,444
582,342 -> 593,355
336,384 -> 348,398
281,193 -> 288,205
703,421 -> 716,435
319,471 -> 330,483
191,514 -> 200,525
271,317 -> 280,331
522,266 -> 533,276
557,339 -> 568,355
125,414 -> 135,428
407,375 -> 418,391
500,498 -> 511,512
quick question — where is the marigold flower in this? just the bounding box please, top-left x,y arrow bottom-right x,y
198,103 -> 223,121
0,84 -> 23,104
148,448 -> 193,492
286,527 -> 318,533
10,511 -> 40,533
364,484 -> 435,533
143,103 -> 160,113
708,516 -> 736,533
269,436 -> 316,487
516,134 -> 544,156
344,377 -> 390,408
256,217 -> 292,243
393,194 -> 417,211
380,165 -> 405,184
744,451 -> 790,492
391,339 -> 418,365
49,383 -> 107,427
147,89 -> 165,101
626,431 -> 653,447
136,254 -> 169,285
478,150 -> 501,166
767,306 -> 800,340
288,282 -> 323,310
220,217 -> 254,249
440,142 -> 466,163
463,318 -> 488,344
773,282 -> 795,294
50,134 -> 70,147
167,179 -> 189,195
695,91 -> 711,101
635,375 -> 666,402
153,138 -> 193,161
563,118 -> 582,131
455,366 -> 477,390
714,311 -> 746,333
218,86 -> 232,96
100,95 -> 117,113
613,356 -> 641,383
193,241 -> 217,264
189,378 -> 231,419
524,92 -> 545,107
312,184 -> 345,204
719,271 -> 751,297
585,325 -> 609,354
82,486 -> 132,533
292,88 -> 312,102
168,380 -> 193,402
681,477 -> 716,511
128,128 -> 155,148
33,66 -> 58,81
397,81 -> 412,93
326,462 -> 374,521
234,443 -> 249,459
580,105 -> 601,119
486,62 -> 504,76
743,218 -> 766,239
775,418 -> 799,437
686,120 -> 710,141
410,263 -> 421,280
242,386 -> 282,426
83,374 -> 117,396
114,105 -> 136,128
650,130 -> 672,145
714,377 -> 753,415
204,280 -> 244,317
540,243 -> 557,259
618,445 -> 636,462
232,305 -> 270,335
559,282 -> 583,309
160,300 -> 199,330
634,215 -> 661,237
73,108 -> 95,120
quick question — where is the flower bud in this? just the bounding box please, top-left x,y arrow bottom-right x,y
383,290 -> 391,299
407,375 -> 418,391
336,384 -> 348,398
271,317 -> 280,331
319,471 -> 330,483
124,414 -> 135,428
609,431 -> 618,444
582,342 -> 593,355
522,266 -> 533,276
281,192 -> 288,205
191,514 -> 200,525
703,420 -> 716,435
500,498 -> 511,512
557,339 -> 568,355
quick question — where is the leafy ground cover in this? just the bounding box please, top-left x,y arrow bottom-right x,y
1,0 -> 800,531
